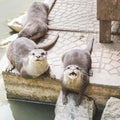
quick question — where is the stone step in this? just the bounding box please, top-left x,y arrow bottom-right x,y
54,91 -> 96,120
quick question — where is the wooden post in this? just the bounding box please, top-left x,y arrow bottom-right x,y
99,20 -> 112,43
97,0 -> 120,43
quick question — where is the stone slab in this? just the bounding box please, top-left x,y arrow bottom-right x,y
0,34 -> 18,47
46,31 -> 120,86
48,0 -> 99,32
2,71 -> 61,103
2,69 -> 120,110
101,97 -> 120,120
54,91 -> 95,120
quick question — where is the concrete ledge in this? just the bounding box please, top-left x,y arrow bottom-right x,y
2,71 -> 120,110
2,72 -> 61,104
85,84 -> 120,110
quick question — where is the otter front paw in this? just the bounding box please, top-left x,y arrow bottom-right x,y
62,97 -> 68,105
49,70 -> 56,79
6,64 -> 14,72
50,72 -> 56,79
75,95 -> 82,106
89,69 -> 93,76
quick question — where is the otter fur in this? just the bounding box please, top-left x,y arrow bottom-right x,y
18,2 -> 49,41
6,37 -> 55,78
61,38 -> 94,106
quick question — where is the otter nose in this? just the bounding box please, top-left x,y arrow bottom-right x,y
36,56 -> 41,58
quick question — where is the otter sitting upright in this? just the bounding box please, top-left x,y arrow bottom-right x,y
61,38 -> 94,106
18,2 -> 49,41
6,37 -> 55,78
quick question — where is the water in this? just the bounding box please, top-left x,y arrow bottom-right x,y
9,100 -> 55,120
0,0 -> 55,120
0,0 -> 43,59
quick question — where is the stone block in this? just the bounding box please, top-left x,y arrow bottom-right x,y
101,97 -> 120,120
54,91 -> 96,120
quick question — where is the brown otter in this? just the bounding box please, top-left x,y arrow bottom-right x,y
6,37 -> 56,78
18,2 -> 49,41
61,38 -> 94,106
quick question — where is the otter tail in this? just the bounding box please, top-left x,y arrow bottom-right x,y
37,33 -> 59,50
86,38 -> 94,54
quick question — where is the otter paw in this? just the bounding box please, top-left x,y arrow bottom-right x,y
62,98 -> 68,105
89,69 -> 93,76
49,71 -> 56,79
11,70 -> 20,75
50,73 -> 56,79
75,101 -> 81,106
6,64 -> 14,72
75,96 -> 82,106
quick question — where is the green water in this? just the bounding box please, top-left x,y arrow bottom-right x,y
0,0 -> 43,59
0,0 -> 43,39
9,101 -> 55,120
0,0 -> 55,120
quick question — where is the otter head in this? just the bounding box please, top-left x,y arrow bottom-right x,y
28,48 -> 47,63
63,65 -> 82,80
63,65 -> 83,92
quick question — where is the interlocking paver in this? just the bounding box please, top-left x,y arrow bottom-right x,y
48,0 -> 99,32
47,0 -> 120,85
47,31 -> 120,85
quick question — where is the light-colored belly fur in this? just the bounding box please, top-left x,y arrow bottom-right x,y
63,76 -> 82,92
27,60 -> 49,78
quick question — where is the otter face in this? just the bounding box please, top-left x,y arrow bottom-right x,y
29,49 -> 47,62
64,65 -> 81,80
63,65 -> 82,92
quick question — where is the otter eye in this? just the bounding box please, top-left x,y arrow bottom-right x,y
67,67 -> 70,69
76,67 -> 80,70
41,52 -> 45,55
32,53 -> 35,56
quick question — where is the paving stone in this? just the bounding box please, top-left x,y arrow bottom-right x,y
102,53 -> 112,58
109,69 -> 119,75
101,97 -> 120,120
44,31 -> 120,82
110,61 -> 120,68
102,58 -> 111,64
48,0 -> 99,32
54,92 -> 95,120
104,64 -> 114,71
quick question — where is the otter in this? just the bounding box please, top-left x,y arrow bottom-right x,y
6,37 -> 56,78
18,2 -> 49,41
61,38 -> 94,106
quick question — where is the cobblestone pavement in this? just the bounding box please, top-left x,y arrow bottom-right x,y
47,0 -> 120,86
48,0 -> 99,32
47,31 -> 120,86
